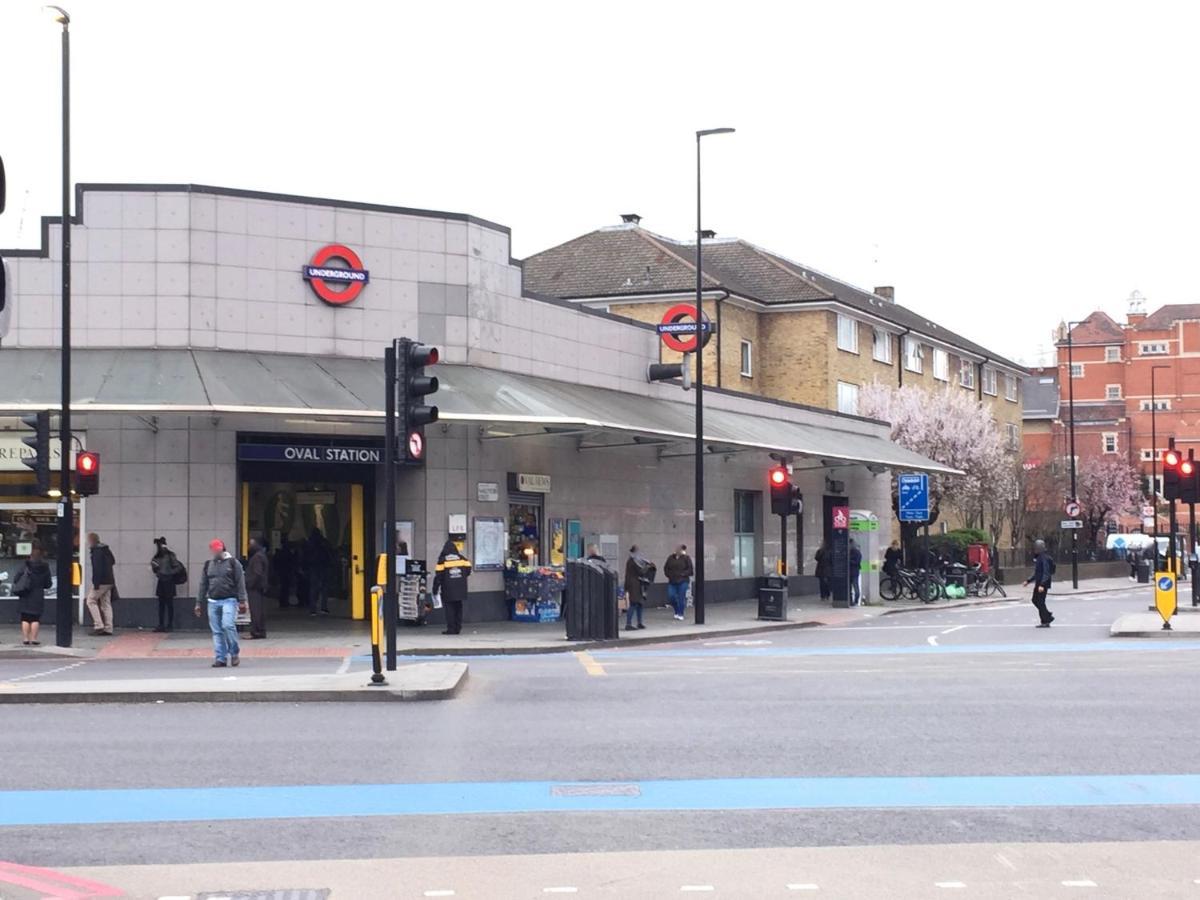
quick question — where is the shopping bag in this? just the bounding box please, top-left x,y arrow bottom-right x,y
431,591 -> 443,609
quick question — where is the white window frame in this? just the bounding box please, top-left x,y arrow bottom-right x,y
932,348 -> 949,381
836,381 -> 860,415
1105,384 -> 1122,400
904,337 -> 923,373
872,327 -> 892,364
1006,422 -> 1019,451
739,339 -> 752,378
1102,432 -> 1118,454
1004,373 -> 1018,401
1069,363 -> 1084,378
1139,342 -> 1169,356
1139,399 -> 1171,412
1141,448 -> 1164,462
981,366 -> 998,396
959,359 -> 976,389
837,314 -> 859,354
1105,346 -> 1121,362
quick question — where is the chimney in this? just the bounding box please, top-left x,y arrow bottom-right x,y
620,213 -> 642,225
700,229 -> 716,240
874,285 -> 895,302
1126,289 -> 1147,325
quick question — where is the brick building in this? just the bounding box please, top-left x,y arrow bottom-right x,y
523,219 -> 1026,443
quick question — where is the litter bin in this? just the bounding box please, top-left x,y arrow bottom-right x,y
758,574 -> 787,621
564,560 -> 619,641
1137,560 -> 1151,584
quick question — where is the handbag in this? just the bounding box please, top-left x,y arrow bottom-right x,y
617,587 -> 630,612
11,565 -> 31,596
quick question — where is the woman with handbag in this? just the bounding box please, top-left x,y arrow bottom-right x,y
623,545 -> 651,631
14,543 -> 53,646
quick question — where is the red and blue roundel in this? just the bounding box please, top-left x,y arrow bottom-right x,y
302,244 -> 369,306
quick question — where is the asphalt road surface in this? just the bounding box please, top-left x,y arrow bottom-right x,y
2,589 -> 1198,899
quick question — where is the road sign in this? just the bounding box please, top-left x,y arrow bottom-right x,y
1064,500 -> 1080,517
657,304 -> 715,353
1155,571 -> 1177,625
898,473 -> 929,522
1060,519 -> 1083,529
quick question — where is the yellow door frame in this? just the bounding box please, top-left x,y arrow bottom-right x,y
240,482 -> 250,557
351,483 -> 366,619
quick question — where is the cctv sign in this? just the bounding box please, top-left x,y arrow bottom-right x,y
303,244 -> 369,306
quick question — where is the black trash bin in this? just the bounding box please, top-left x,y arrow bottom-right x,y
758,574 -> 787,621
1137,560 -> 1151,584
564,560 -> 619,641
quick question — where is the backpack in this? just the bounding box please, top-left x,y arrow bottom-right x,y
173,563 -> 189,585
1048,557 -> 1057,575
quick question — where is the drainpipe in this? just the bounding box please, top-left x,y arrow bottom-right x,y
898,328 -> 910,387
716,293 -> 725,388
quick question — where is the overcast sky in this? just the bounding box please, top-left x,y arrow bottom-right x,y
2,1 -> 1197,365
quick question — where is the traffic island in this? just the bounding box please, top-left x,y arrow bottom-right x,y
0,662 -> 468,703
1110,613 -> 1200,637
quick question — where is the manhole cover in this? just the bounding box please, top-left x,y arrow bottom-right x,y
550,783 -> 641,798
197,891 -> 330,900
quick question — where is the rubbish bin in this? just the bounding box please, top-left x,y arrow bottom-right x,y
758,574 -> 787,621
564,560 -> 619,641
1137,560 -> 1151,584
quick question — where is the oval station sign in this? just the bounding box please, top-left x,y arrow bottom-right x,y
302,244 -> 370,306
657,303 -> 715,353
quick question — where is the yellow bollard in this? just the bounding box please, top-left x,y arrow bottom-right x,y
369,585 -> 387,685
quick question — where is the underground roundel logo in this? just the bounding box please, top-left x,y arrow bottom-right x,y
302,244 -> 369,306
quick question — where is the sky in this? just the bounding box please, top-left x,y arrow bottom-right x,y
2,0 -> 1198,366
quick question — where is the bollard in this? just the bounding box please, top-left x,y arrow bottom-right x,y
368,586 -> 387,686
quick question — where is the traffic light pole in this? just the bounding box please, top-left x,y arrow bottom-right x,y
1190,500 -> 1198,606
383,342 -> 398,671
55,12 -> 73,649
780,514 -> 787,578
693,135 -> 706,626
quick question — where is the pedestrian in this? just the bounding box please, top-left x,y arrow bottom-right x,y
623,545 -> 651,631
304,528 -> 332,616
663,544 -> 694,621
1128,547 -> 1140,581
245,536 -> 270,639
432,537 -> 472,635
814,540 -> 832,602
1023,539 -> 1056,628
85,532 -> 117,636
273,540 -> 297,609
150,537 -> 185,633
585,544 -> 607,564
849,539 -> 863,605
13,542 -> 52,646
194,538 -> 248,667
883,539 -> 902,578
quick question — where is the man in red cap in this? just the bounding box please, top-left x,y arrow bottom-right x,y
194,538 -> 248,667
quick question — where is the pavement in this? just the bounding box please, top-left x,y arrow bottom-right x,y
1111,610 -> 1200,636
0,575 -> 1144,661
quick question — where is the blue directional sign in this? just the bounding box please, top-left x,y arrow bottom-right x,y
898,473 -> 929,522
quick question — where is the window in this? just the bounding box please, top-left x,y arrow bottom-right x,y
1141,448 -> 1164,462
733,490 -> 758,578
1139,342 -> 1169,356
904,337 -> 923,373
837,315 -> 859,353
959,359 -> 975,389
1069,363 -> 1084,378
982,366 -> 998,396
1140,399 -> 1170,412
1102,433 -> 1118,454
836,381 -> 860,415
933,348 -> 949,381
1105,346 -> 1121,362
872,328 -> 892,363
739,340 -> 752,377
1004,373 -> 1018,401
1006,422 -> 1019,450
1106,384 -> 1122,400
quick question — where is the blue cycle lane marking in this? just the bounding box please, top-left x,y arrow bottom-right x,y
3,774 -> 1200,826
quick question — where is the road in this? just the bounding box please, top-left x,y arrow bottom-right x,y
2,589 -> 1198,899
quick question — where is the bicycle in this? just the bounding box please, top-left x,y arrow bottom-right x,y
879,567 -> 941,603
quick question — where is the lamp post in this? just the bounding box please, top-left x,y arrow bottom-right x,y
693,126 -> 734,626
46,5 -> 74,647
1151,364 -> 1170,564
1064,321 -> 1083,590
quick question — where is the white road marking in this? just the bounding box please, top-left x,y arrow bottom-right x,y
994,852 -> 1017,871
336,655 -> 352,674
1062,880 -> 1097,887
680,887 -> 715,893
6,660 -> 88,683
157,896 -> 193,899
927,635 -> 939,646
543,888 -> 579,894
787,884 -> 820,891
935,882 -> 967,889
940,625 -> 968,636
424,891 -> 456,897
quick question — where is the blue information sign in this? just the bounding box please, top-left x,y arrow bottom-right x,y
898,473 -> 929,522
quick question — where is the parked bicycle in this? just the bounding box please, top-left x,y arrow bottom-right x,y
879,566 -> 941,603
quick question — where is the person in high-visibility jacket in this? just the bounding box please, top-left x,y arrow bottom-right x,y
432,538 -> 472,635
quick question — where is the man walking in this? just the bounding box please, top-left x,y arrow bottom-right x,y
194,539 -> 248,667
432,537 -> 472,635
663,545 -> 694,621
245,536 -> 269,640
1023,539 -> 1056,628
85,532 -> 117,636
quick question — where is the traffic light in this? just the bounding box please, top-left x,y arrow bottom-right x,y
399,340 -> 439,463
1181,449 -> 1199,505
75,450 -> 100,496
769,466 -> 789,515
20,410 -> 51,495
1164,439 -> 1181,501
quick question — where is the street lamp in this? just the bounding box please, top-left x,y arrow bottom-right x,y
1151,364 -> 1170,562
1064,320 -> 1084,590
45,4 -> 74,647
693,126 -> 735,626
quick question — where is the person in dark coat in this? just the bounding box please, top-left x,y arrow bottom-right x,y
14,543 -> 53,646
274,540 -> 297,609
623,546 -> 651,631
432,538 -> 472,635
883,540 -> 902,578
1023,539 -> 1056,627
86,532 -> 117,636
245,536 -> 270,639
663,545 -> 695,620
814,541 -> 832,601
304,528 -> 333,616
849,540 -> 863,605
150,537 -> 185,632
194,538 -> 248,667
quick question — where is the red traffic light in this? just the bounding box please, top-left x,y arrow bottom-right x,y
1165,450 -> 1181,468
78,452 -> 97,474
769,467 -> 788,486
75,450 -> 100,496
1182,460 -> 1195,476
